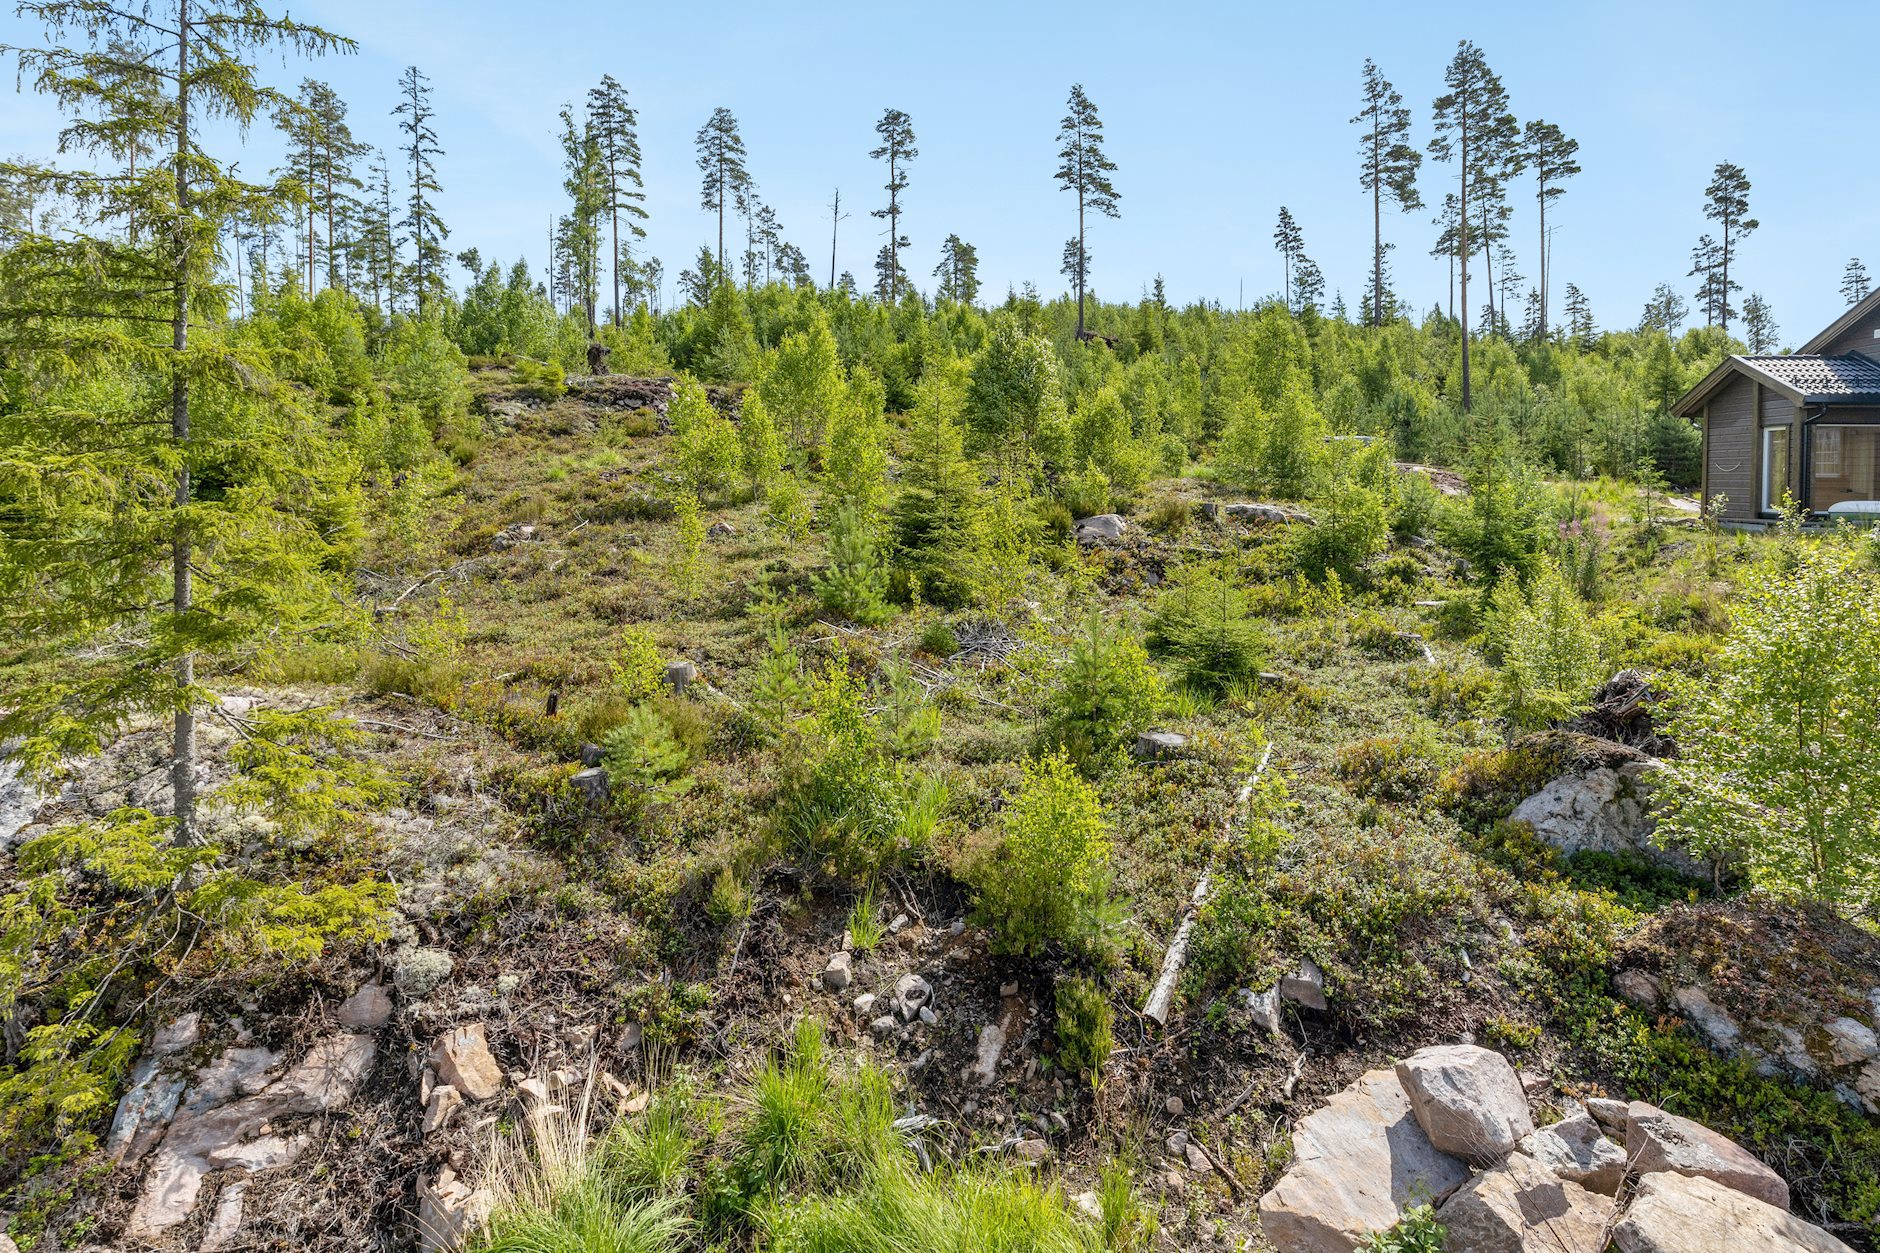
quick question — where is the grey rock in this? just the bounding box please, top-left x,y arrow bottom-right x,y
1586,1097 -> 1629,1134
1511,760 -> 1705,876
428,1024 -> 504,1104
1823,1016 -> 1879,1066
418,1166 -> 495,1253
1614,969 -> 1662,1010
823,951 -> 853,993
971,1024 -> 1005,1086
1240,984 -> 1283,1034
1014,1137 -> 1050,1164
125,1033 -> 375,1240
1165,1095 -> 1185,1116
1256,1067 -> 1470,1253
152,1013 -> 201,1056
1184,1141 -> 1214,1174
1133,730 -> 1189,761
1165,1129 -> 1190,1157
106,1060 -> 186,1166
1394,1044 -> 1535,1164
423,1084 -> 463,1136
894,973 -> 932,1021
1073,513 -> 1128,543
394,946 -> 456,998
337,983 -> 393,1030
1626,1100 -> 1789,1210
1223,501 -> 1314,525
1613,1172 -> 1853,1253
1672,985 -> 1741,1050
853,993 -> 879,1018
198,1178 -> 247,1252
918,1006 -> 937,1027
1436,1151 -> 1615,1252
870,1015 -> 899,1039
707,521 -> 738,538
1519,1113 -> 1627,1195
1280,959 -> 1327,1011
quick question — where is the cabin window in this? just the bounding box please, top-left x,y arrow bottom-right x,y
1810,425 -> 1880,509
1762,426 -> 1790,514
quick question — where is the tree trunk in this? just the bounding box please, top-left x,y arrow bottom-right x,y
1459,109 -> 1472,412
170,0 -> 197,847
610,155 -> 621,327
1371,116 -> 1383,328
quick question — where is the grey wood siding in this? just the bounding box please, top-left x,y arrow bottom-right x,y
1819,306 -> 1880,360
1705,374 -> 1756,520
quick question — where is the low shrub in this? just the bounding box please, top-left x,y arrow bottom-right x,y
1053,975 -> 1115,1086
965,749 -> 1115,957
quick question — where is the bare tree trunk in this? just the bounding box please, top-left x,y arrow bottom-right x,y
170,0 -> 197,847
1459,111 -> 1472,412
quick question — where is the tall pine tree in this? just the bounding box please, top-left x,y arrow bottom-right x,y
869,107 -> 916,302
1054,83 -> 1119,339
1352,58 -> 1420,328
1522,119 -> 1579,338
695,107 -> 749,276
393,64 -> 447,315
586,75 -> 647,324
1430,40 -> 1515,411
1702,161 -> 1757,334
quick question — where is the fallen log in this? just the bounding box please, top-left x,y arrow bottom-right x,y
1141,742 -> 1274,1026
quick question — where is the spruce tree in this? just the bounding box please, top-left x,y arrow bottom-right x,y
869,107 -> 916,302
1689,234 -> 1727,326
1273,206 -> 1303,307
393,64 -> 447,316
1842,258 -> 1871,307
695,107 -> 749,274
1562,282 -> 1595,349
557,102 -> 605,336
1430,40 -> 1516,410
933,232 -> 979,304
1743,292 -> 1780,354
1352,58 -> 1421,328
1054,83 -> 1119,339
586,74 -> 647,324
1522,119 -> 1579,337
1702,162 -> 1757,334
2,0 -> 360,863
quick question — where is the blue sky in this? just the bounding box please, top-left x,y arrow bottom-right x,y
2,0 -> 1872,343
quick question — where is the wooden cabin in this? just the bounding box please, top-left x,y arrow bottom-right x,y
1674,289 -> 1880,523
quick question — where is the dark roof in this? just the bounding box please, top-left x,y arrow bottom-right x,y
1672,353 -> 1880,415
1741,354 -> 1880,401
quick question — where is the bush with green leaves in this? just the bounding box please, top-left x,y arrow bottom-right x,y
966,749 -> 1114,957
1486,558 -> 1603,730
1053,975 -> 1115,1086
610,625 -> 667,703
776,665 -> 942,877
1146,562 -> 1268,696
1214,376 -> 1328,499
738,388 -> 783,496
1657,538 -> 1880,913
1040,614 -> 1164,766
669,377 -> 743,499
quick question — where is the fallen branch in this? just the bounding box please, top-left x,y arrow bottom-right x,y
1190,1134 -> 1246,1200
1141,742 -> 1274,1026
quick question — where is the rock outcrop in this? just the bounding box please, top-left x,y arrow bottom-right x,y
1393,1044 -> 1534,1164
1518,1112 -> 1627,1195
1509,755 -> 1705,876
1625,1100 -> 1790,1210
1612,1172 -> 1854,1252
1435,1151 -> 1614,1252
1256,1066 -> 1470,1252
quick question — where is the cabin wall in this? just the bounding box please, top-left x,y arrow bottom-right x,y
1703,374 -> 1756,519
1816,307 -> 1880,360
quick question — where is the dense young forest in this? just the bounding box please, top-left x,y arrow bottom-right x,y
2,4 -> 1879,1253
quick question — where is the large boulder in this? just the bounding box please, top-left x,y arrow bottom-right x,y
1256,1067 -> 1470,1252
1435,1151 -> 1615,1252
1518,1113 -> 1627,1195
1073,514 -> 1128,544
1625,1101 -> 1790,1210
1510,758 -> 1704,876
1393,1045 -> 1535,1164
1612,1172 -> 1853,1253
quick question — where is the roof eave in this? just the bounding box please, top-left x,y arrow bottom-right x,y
1800,288 -> 1880,354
